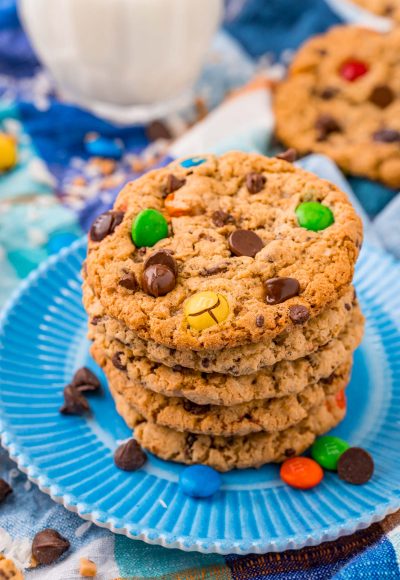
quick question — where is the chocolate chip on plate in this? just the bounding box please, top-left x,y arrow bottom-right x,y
72,367 -> 101,393
144,249 -> 178,276
337,447 -> 374,485
90,211 -> 124,242
164,174 -> 186,196
32,529 -> 70,565
0,479 -> 12,504
211,210 -> 235,227
264,277 -> 300,305
141,264 -> 176,297
118,272 -> 138,291
114,439 -> 147,471
112,352 -> 126,371
60,385 -> 90,415
246,172 -> 266,194
276,148 -> 297,163
369,85 -> 394,109
373,128 -> 400,143
288,304 -> 310,324
315,114 -> 342,141
228,230 -> 264,258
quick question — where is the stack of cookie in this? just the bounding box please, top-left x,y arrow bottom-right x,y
83,152 -> 364,471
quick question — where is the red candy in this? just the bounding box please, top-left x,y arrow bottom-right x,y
340,60 -> 369,82
280,457 -> 324,490
336,389 -> 347,410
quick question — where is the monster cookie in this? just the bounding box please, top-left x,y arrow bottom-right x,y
351,0 -> 400,21
92,315 -> 363,406
85,282 -> 360,375
108,383 -> 346,471
92,342 -> 350,437
275,26 -> 400,188
85,152 -> 362,350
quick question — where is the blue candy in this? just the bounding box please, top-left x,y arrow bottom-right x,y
85,136 -> 124,159
180,156 -> 206,168
179,465 -> 221,498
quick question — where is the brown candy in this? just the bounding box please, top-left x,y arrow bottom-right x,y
72,367 -> 101,393
114,439 -> 147,471
246,172 -> 266,194
164,174 -> 186,196
288,304 -> 310,324
118,272 -> 138,291
144,249 -> 178,276
0,479 -> 12,504
276,148 -> 297,163
211,210 -> 235,227
89,211 -> 124,242
264,277 -> 300,305
337,447 -> 374,485
60,385 -> 90,415
369,85 -> 394,109
32,529 -> 70,565
315,114 -> 342,141
228,230 -> 264,258
141,264 -> 176,297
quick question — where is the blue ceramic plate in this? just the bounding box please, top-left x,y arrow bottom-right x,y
0,238 -> 400,554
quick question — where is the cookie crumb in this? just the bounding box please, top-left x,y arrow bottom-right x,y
80,557 -> 97,577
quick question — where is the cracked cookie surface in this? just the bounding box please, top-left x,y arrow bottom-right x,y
85,151 -> 362,350
275,26 -> 400,187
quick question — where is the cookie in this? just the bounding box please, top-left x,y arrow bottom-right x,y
108,382 -> 346,471
352,0 -> 400,21
0,555 -> 24,579
275,26 -> 400,188
85,152 -> 362,350
92,342 -> 350,437
93,313 -> 363,405
86,282 -> 360,375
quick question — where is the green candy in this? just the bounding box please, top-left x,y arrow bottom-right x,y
311,435 -> 350,471
132,209 -> 168,248
296,201 -> 334,231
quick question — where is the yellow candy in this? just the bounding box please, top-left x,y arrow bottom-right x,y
0,133 -> 17,172
184,291 -> 229,331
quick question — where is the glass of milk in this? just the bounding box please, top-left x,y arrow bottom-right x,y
18,0 -> 223,123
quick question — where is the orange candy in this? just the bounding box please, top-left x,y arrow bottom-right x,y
164,193 -> 191,217
336,389 -> 347,410
280,457 -> 324,490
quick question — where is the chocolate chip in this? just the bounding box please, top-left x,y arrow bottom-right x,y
90,211 -> 124,242
246,172 -> 266,194
264,277 -> 300,305
200,263 -> 228,276
185,433 -> 197,457
345,303 -> 351,311
201,358 -> 210,368
289,304 -> 310,324
322,372 -> 335,385
183,400 -> 210,415
373,128 -> 400,143
146,120 -> 172,141
0,479 -> 12,503
228,230 -> 264,258
90,316 -> 101,326
118,272 -> 138,291
144,249 -> 178,276
60,385 -> 90,415
320,87 -> 340,100
369,85 -> 394,109
211,210 -> 235,227
315,114 -> 342,141
256,315 -> 264,327
337,447 -> 374,485
114,439 -> 147,471
32,529 -> 70,565
112,352 -> 126,371
172,364 -> 184,372
164,174 -> 186,196
72,367 -> 101,392
276,148 -> 297,163
284,448 -> 296,457
141,264 -> 176,297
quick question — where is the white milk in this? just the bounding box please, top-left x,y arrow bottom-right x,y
19,0 -> 222,121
